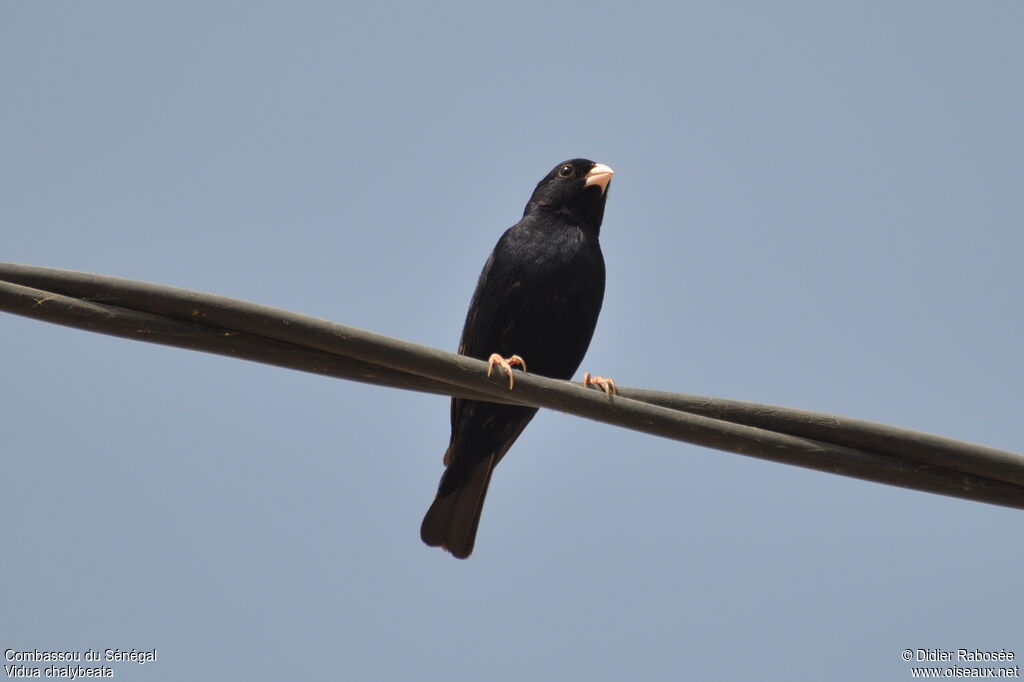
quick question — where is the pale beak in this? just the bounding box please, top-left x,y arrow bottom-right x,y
584,162 -> 614,195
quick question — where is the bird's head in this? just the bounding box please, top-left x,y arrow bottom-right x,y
525,158 -> 614,231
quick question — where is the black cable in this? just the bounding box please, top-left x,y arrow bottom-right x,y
3,261 -> 1023,511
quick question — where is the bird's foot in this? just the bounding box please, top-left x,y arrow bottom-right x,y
487,354 -> 527,390
583,372 -> 617,397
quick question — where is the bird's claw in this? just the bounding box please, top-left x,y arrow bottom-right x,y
583,372 -> 617,397
487,354 -> 527,390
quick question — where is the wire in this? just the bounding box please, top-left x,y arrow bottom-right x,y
3,261 -> 1023,510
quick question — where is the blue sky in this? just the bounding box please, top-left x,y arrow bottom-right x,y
2,3 -> 1022,680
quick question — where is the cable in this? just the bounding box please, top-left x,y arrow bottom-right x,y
3,261 -> 1023,510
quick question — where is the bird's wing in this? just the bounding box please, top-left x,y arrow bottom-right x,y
449,246 -> 498,436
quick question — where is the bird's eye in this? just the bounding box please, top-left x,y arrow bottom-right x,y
557,164 -> 574,178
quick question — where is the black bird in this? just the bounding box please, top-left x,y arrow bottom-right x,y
420,158 -> 614,559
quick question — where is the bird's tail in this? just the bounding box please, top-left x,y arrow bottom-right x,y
420,451 -> 497,560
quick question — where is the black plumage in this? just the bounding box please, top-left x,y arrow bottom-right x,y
420,158 -> 613,558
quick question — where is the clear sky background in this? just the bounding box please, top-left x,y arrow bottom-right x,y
2,3 -> 1022,680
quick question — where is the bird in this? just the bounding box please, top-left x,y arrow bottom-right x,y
420,158 -> 614,559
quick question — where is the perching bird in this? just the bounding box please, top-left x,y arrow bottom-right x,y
420,158 -> 614,559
